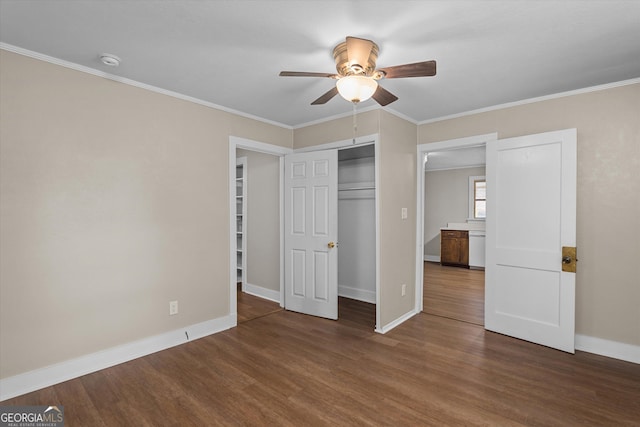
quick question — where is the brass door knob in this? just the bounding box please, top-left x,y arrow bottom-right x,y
327,241 -> 336,249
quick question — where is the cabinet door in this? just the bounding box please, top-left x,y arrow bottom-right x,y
441,230 -> 469,266
459,233 -> 469,265
440,232 -> 457,264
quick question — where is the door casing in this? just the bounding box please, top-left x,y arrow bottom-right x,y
229,134 -> 380,329
415,133 -> 498,313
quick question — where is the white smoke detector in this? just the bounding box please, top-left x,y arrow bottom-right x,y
99,53 -> 121,67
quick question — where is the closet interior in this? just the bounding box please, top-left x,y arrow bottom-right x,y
235,157 -> 246,288
337,144 -> 377,305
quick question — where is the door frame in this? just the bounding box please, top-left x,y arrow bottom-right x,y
295,134 -> 381,330
228,136 -> 292,323
414,133 -> 498,313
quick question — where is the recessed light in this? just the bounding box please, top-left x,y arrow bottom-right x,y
99,53 -> 121,67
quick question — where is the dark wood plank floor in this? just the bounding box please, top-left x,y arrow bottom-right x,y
423,261 -> 485,325
4,297 -> 639,426
237,289 -> 282,323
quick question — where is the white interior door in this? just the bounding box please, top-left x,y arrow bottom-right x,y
485,128 -> 577,353
284,150 -> 338,319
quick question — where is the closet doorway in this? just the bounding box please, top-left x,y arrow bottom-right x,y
337,144 -> 377,327
235,148 -> 283,322
338,144 -> 376,306
230,137 -> 379,329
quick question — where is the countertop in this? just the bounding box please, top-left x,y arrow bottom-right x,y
441,222 -> 485,232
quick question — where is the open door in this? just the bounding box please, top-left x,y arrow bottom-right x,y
284,150 -> 338,319
485,128 -> 577,353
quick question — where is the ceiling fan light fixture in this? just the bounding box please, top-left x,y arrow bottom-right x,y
336,75 -> 378,103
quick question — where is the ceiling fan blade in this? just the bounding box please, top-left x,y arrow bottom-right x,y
346,36 -> 373,68
311,87 -> 339,105
372,85 -> 398,106
378,60 -> 436,79
279,71 -> 338,78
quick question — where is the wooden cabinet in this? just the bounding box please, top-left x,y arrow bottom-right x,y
440,229 -> 469,268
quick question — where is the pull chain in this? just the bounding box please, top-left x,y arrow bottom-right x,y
352,102 -> 357,144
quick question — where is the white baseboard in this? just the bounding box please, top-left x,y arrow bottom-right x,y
244,282 -> 280,303
576,334 -> 640,364
375,309 -> 419,334
424,255 -> 440,263
0,314 -> 236,401
338,285 -> 376,304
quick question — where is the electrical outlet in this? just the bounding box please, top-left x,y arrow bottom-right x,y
169,300 -> 178,315
401,207 -> 408,220
401,284 -> 406,297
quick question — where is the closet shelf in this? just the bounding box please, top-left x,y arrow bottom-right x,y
338,181 -> 375,191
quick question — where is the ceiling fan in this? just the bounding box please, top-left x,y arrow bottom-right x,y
279,36 -> 436,106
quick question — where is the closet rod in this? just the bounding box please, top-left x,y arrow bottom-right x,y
338,186 -> 375,191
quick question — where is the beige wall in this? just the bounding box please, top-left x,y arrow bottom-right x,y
293,109 -> 380,148
377,111 -> 418,326
419,83 -> 640,346
3,46 -> 636,383
0,50 -> 291,378
424,167 -> 486,257
236,149 -> 280,292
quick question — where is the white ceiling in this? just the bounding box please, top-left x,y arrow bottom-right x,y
1,1 -> 639,128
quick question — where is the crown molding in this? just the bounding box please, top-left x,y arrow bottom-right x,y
0,43 -> 293,130
4,42 -> 637,131
419,77 -> 640,125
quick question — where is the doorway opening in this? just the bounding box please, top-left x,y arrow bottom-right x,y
415,133 -> 497,326
337,144 -> 376,328
228,136 -> 291,324
235,147 -> 284,323
230,135 -> 380,330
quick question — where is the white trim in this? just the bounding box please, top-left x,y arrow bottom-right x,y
575,335 -> 640,365
293,134 -> 378,153
0,43 -> 292,130
424,255 -> 440,263
279,157 -> 285,308
293,134 -> 380,329
0,314 -> 235,401
419,78 -> 640,125
375,309 -> 420,334
229,137 -> 292,321
468,175 -> 486,220
415,133 -> 498,316
5,42 -> 636,131
292,105 -> 419,129
244,283 -> 281,303
229,136 -> 292,156
338,286 -> 376,305
418,133 -> 498,153
425,163 -> 487,172
292,105 -> 380,129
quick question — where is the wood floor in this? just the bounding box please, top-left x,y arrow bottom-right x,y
237,288 -> 282,323
4,296 -> 639,426
423,261 -> 485,325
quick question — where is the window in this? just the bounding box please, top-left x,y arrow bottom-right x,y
468,176 -> 486,220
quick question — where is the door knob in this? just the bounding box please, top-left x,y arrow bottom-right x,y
327,241 -> 336,249
561,246 -> 577,273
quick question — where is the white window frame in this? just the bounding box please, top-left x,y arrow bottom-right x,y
468,175 -> 486,221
